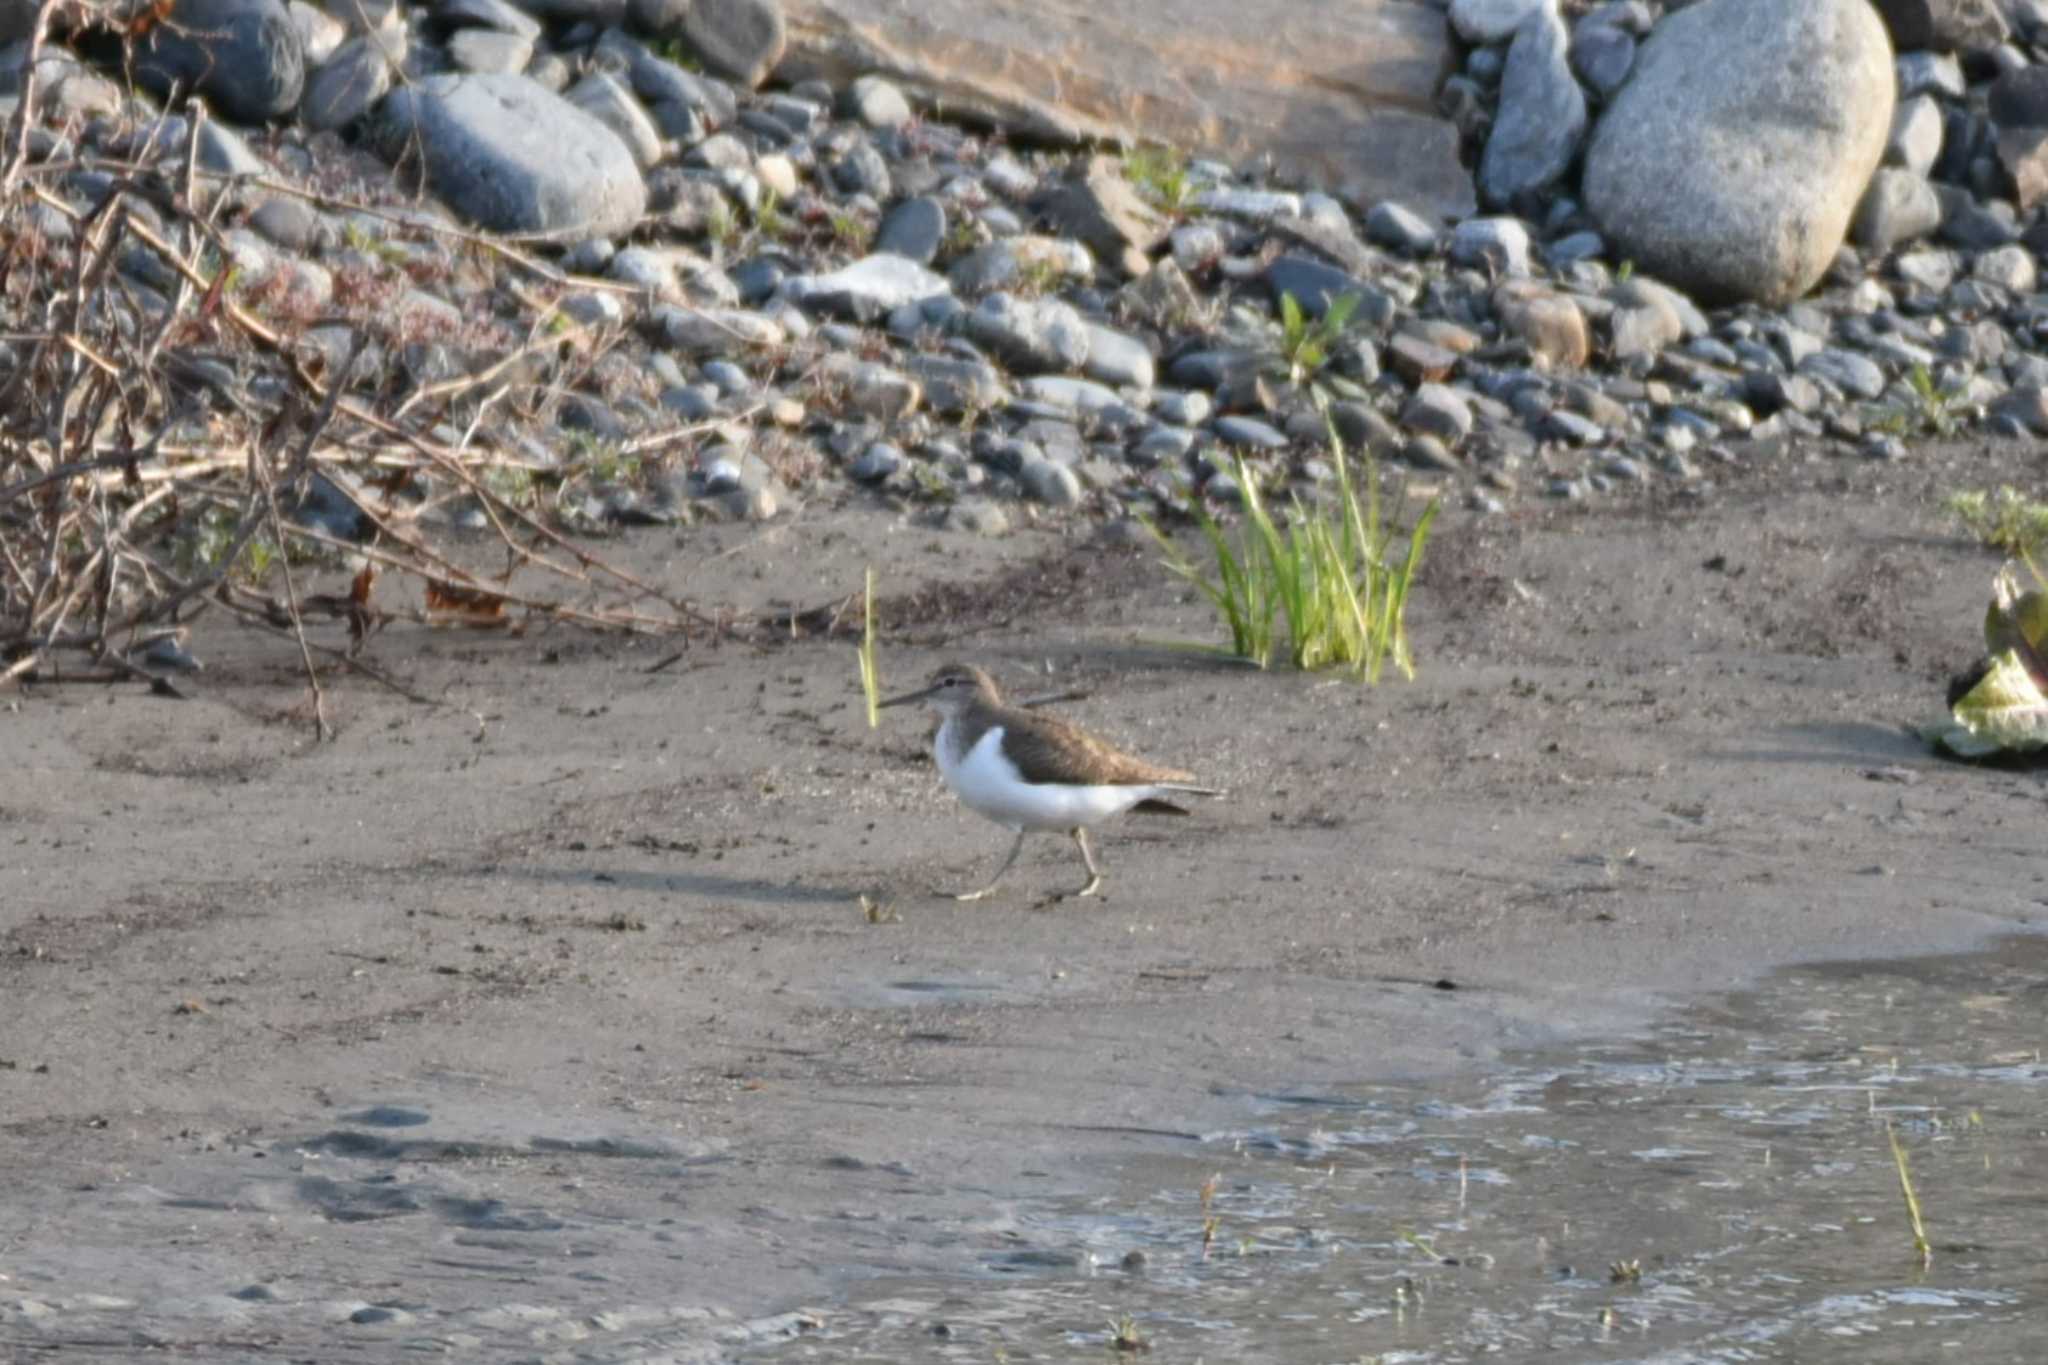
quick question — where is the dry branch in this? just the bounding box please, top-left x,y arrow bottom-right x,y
0,45 -> 765,689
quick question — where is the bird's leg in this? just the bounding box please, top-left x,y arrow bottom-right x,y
950,829 -> 1027,902
1067,827 -> 1104,899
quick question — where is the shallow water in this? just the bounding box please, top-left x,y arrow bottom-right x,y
749,939 -> 2048,1363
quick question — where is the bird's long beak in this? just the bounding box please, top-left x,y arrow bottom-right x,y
877,682 -> 933,709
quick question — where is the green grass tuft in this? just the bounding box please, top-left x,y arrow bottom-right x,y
1144,433 -> 1437,681
1944,485 -> 2048,558
1874,363 -> 1972,438
1122,144 -> 1195,215
1273,290 -> 1361,392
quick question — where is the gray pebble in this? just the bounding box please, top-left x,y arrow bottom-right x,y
849,441 -> 904,482
1212,414 -> 1290,449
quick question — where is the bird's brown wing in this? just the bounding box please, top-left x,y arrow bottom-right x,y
1000,709 -> 1199,787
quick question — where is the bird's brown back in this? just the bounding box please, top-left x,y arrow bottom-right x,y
993,704 -> 1199,787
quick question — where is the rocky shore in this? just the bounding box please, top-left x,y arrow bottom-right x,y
5,0 -> 2047,605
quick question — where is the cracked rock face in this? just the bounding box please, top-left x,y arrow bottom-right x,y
777,0 -> 1475,219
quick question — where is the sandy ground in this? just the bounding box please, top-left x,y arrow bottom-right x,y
4,443 -> 2046,1358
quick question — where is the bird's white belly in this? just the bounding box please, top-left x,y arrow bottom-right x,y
937,724 -> 1152,830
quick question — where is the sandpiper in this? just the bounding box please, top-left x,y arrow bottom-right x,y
879,662 -> 1222,900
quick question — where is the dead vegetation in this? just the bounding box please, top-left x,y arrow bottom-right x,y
0,0 -> 756,734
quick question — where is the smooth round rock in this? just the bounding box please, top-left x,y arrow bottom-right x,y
1581,0 -> 1895,305
372,73 -> 647,237
135,0 -> 305,122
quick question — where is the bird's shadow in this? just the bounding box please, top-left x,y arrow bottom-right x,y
1705,721 -> 1966,770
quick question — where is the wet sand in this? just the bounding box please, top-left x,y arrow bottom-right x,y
3,444 -> 2043,1357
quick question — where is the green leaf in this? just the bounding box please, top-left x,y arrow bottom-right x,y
1930,649 -> 2048,757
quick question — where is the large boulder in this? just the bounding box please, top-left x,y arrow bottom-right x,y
1581,0 -> 1894,306
779,0 -> 1473,219
372,73 -> 646,238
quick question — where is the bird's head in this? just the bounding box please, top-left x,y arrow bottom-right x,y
879,662 -> 999,717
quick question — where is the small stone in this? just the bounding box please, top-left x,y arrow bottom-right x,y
566,71 -> 664,169
702,359 -> 752,395
1081,324 -> 1155,390
303,36 -> 393,129
1991,65 -> 2048,127
1168,222 -> 1227,273
1264,254 -> 1371,317
1897,50 -> 1964,100
1974,242 -> 2037,293
845,74 -> 911,129
446,27 -> 531,73
908,354 -> 1008,413
1039,153 -> 1166,275
1887,94 -> 1943,177
1798,347 -> 1886,400
661,383 -> 719,419
1403,434 -> 1463,471
1129,425 -> 1196,465
1450,0 -> 1543,44
1570,18 -> 1635,97
1019,457 -> 1084,506
1190,187 -> 1301,220
1996,126 -> 2048,215
1935,187 -> 2017,249
1213,415 -> 1290,449
832,141 -> 892,199
831,359 -> 920,422
1328,399 -> 1401,452
1495,285 -> 1588,369
962,293 -> 1091,374
654,304 -> 783,354
875,196 -> 945,263
1363,201 -> 1438,255
683,0 -> 784,88
1852,168 -> 1941,253
1153,391 -> 1211,428
849,441 -> 904,482
1447,217 -> 1532,276
1542,409 -> 1604,444
1388,333 -> 1460,384
135,0 -> 305,123
1608,302 -> 1681,360
785,254 -> 950,322
1023,376 -> 1134,422
1481,1 -> 1587,211
1990,383 -> 2048,434
1871,0 -> 2008,51
249,196 -> 327,252
1745,371 -> 1821,414
948,497 -> 1010,535
1401,383 -> 1473,442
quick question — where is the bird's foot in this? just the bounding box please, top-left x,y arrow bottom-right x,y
948,884 -> 1001,903
1045,875 -> 1102,904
